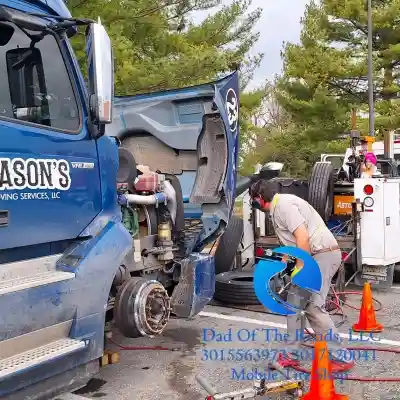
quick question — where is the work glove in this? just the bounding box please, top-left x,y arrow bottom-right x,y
281,255 -> 303,278
117,193 -> 128,206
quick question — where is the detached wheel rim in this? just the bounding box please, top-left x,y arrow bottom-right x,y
115,278 -> 171,337
133,281 -> 170,336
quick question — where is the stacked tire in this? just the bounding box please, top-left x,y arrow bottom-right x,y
212,215 -> 259,305
214,271 -> 260,305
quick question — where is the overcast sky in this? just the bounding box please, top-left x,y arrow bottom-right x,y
247,0 -> 310,88
194,0 -> 310,89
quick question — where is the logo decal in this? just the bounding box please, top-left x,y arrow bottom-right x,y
226,88 -> 238,132
253,246 -> 322,316
0,158 -> 71,191
71,162 -> 94,169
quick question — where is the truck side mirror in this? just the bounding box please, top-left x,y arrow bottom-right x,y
85,19 -> 114,134
258,162 -> 284,180
0,6 -> 48,31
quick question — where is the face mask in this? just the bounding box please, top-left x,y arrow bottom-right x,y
251,196 -> 263,210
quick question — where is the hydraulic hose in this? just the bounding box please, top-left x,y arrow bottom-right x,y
289,287 -> 400,382
107,286 -> 400,383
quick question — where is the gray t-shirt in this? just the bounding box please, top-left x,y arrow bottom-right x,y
269,193 -> 337,254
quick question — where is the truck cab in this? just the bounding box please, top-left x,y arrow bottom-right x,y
0,1 -> 239,398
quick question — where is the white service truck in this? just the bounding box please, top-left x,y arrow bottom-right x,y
353,177 -> 400,284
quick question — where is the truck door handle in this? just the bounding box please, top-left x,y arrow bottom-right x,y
0,210 -> 9,227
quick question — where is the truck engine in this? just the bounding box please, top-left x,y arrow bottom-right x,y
109,147 -> 194,338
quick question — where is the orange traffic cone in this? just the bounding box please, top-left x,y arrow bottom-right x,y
352,282 -> 383,333
301,340 -> 348,400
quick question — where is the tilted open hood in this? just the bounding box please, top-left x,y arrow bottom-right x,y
106,72 -> 240,245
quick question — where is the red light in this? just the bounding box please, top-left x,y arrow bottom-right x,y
341,252 -> 349,261
206,397 -> 215,400
255,247 -> 265,257
363,184 -> 373,195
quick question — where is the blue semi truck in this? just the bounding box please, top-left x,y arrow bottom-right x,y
0,0 -> 240,398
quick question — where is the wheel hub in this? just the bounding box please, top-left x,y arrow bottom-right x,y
142,286 -> 170,334
132,281 -> 171,337
115,278 -> 171,338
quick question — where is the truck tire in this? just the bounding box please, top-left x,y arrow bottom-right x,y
214,216 -> 244,274
214,271 -> 260,305
308,162 -> 334,222
214,271 -> 284,306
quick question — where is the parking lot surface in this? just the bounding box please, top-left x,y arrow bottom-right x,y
71,285 -> 400,400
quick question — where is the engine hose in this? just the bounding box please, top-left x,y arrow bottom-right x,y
289,287 -> 400,382
125,192 -> 167,205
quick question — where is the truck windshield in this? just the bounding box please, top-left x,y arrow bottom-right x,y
0,22 -> 80,132
324,156 -> 343,170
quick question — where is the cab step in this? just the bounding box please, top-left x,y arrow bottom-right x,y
0,271 -> 75,295
0,254 -> 74,295
0,338 -> 86,379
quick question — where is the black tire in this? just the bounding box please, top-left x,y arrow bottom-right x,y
164,174 -> 185,233
114,278 -> 144,338
142,205 -> 158,234
214,216 -> 244,274
394,264 -> 400,283
117,147 -> 137,183
308,162 -> 334,222
214,271 -> 285,306
214,271 -> 260,305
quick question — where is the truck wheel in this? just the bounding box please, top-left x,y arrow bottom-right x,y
214,271 -> 260,305
214,216 -> 244,274
114,277 -> 170,338
308,162 -> 334,222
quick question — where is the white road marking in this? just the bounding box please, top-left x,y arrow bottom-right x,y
199,311 -> 400,347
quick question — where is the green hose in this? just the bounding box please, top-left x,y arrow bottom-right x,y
122,206 -> 139,239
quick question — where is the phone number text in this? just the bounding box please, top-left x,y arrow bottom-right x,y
201,348 -> 377,362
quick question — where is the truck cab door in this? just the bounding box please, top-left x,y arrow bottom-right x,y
0,21 -> 102,250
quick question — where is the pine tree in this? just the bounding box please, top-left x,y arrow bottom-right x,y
278,0 -> 400,138
69,0 -> 263,94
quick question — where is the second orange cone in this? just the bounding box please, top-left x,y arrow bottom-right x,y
352,282 -> 383,333
301,340 -> 348,400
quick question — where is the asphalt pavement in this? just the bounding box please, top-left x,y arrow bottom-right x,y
69,284 -> 400,400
